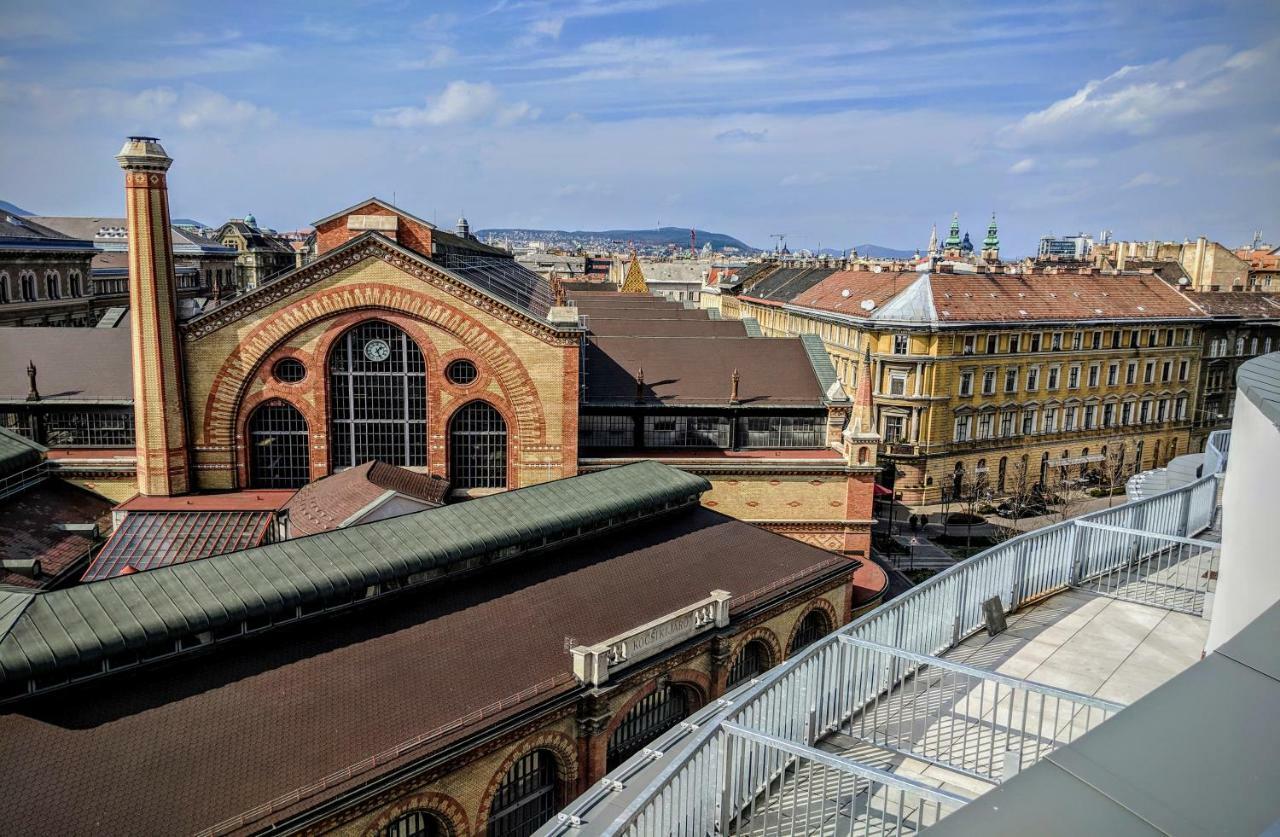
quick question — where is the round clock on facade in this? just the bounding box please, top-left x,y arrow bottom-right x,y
363,339 -> 391,362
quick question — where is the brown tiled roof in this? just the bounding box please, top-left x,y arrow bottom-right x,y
930,271 -> 1204,323
80,509 -> 277,582
0,505 -> 860,835
0,479 -> 111,588
585,336 -> 825,405
587,317 -> 748,337
284,461 -> 448,536
1183,292 -> 1280,318
789,270 -> 918,317
0,328 -> 132,403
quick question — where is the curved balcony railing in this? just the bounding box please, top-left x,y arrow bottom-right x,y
552,429 -> 1229,835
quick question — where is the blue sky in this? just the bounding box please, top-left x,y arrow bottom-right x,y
1,0 -> 1277,254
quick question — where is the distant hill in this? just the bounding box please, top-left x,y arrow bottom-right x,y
476,226 -> 758,253
0,200 -> 33,216
814,244 -> 917,259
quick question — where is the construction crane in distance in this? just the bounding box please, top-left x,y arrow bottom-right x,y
770,233 -> 787,253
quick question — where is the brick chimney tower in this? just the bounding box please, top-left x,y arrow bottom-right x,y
117,137 -> 191,495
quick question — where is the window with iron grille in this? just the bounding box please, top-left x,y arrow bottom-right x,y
788,609 -> 833,655
579,414 -> 634,447
606,685 -> 693,770
450,401 -> 507,488
273,358 -> 306,384
329,321 -> 426,469
248,401 -> 310,488
642,415 -> 730,448
446,359 -> 479,386
384,810 -> 448,837
727,640 -> 772,687
486,749 -> 559,837
0,410 -> 36,440
737,415 -> 822,448
43,409 -> 135,447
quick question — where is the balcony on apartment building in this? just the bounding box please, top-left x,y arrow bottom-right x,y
541,351 -> 1280,836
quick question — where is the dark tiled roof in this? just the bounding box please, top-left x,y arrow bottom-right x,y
0,328 -> 132,403
585,336 -> 826,405
1184,292 -> 1280,318
587,317 -> 748,337
218,220 -> 295,254
0,215 -> 94,250
0,479 -> 109,588
80,510 -> 277,582
748,267 -> 838,302
34,216 -> 230,252
284,461 -> 448,537
0,500 -> 855,836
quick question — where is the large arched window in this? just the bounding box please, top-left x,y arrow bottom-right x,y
69,270 -> 82,297
727,639 -> 773,687
487,749 -> 560,837
450,401 -> 508,489
0,273 -> 9,304
788,608 -> 833,655
19,271 -> 35,301
44,270 -> 61,300
248,401 -> 310,488
607,685 -> 695,770
329,321 -> 426,469
385,810 -> 450,837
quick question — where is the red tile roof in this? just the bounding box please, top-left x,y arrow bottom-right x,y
284,461 -> 448,536
789,270 -> 918,317
0,480 -> 111,588
1184,292 -> 1280,318
0,505 -> 870,836
116,491 -> 293,513
928,272 -> 1204,322
81,509 -> 277,581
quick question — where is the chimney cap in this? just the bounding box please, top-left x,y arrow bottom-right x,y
116,136 -> 172,171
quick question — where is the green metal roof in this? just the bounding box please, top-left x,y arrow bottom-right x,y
799,333 -> 847,402
0,460 -> 710,685
0,426 -> 44,480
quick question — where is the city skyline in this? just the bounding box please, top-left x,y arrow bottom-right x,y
0,1 -> 1277,255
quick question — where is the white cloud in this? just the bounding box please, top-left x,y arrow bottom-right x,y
715,128 -> 767,144
374,81 -> 537,128
1122,172 -> 1176,189
1008,157 -> 1036,174
530,17 -> 565,39
1003,40 -> 1280,148
399,46 -> 458,70
174,88 -> 276,130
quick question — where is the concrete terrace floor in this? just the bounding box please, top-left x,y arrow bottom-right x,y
734,590 -> 1212,835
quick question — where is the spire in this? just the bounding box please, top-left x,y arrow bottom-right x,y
983,213 -> 999,249
927,223 -> 939,256
944,212 -> 962,249
620,251 -> 648,294
851,346 -> 874,433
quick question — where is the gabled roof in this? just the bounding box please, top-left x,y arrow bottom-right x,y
0,461 -> 709,685
0,214 -> 96,251
80,509 -> 278,582
311,197 -> 437,231
789,269 -> 918,317
284,461 -> 449,537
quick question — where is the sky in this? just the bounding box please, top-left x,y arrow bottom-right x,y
1,0 -> 1277,256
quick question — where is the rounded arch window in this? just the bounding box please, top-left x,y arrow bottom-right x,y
273,358 -> 306,384
487,749 -> 560,837
450,401 -> 508,489
248,401 -> 310,488
788,608 -> 833,655
607,684 -> 695,771
385,810 -> 450,837
727,639 -> 773,687
329,321 -> 426,468
446,358 -> 479,386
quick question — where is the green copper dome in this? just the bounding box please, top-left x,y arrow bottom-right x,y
983,213 -> 999,249
944,212 -> 962,248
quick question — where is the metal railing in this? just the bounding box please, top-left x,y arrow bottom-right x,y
0,461 -> 49,501
562,429 -> 1229,835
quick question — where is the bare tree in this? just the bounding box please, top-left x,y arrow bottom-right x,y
1098,445 -> 1129,507
991,456 -> 1036,541
1041,463 -> 1093,525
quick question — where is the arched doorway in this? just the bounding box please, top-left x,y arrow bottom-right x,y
788,608 -> 833,655
247,401 -> 310,488
329,320 -> 427,469
486,749 -> 560,837
726,639 -> 773,688
449,401 -> 508,489
385,810 -> 451,837
607,684 -> 696,770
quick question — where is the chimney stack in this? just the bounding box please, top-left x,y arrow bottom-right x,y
635,367 -> 645,403
729,368 -> 740,404
117,137 -> 191,495
25,360 -> 39,402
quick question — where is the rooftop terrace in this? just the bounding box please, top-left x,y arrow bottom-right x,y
543,431 -> 1238,835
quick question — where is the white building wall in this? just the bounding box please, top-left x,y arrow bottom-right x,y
1206,390 -> 1280,652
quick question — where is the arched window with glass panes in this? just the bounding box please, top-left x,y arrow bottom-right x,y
328,321 -> 426,469
384,809 -> 451,837
787,608 -> 833,656
486,749 -> 560,837
248,401 -> 310,488
449,401 -> 508,489
606,684 -> 695,770
726,639 -> 772,687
